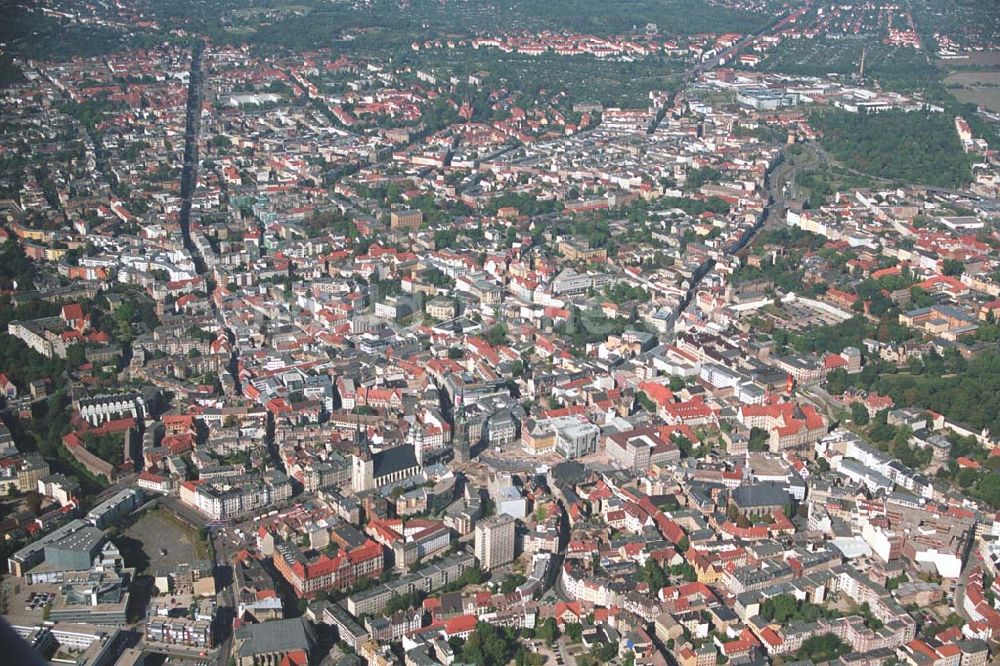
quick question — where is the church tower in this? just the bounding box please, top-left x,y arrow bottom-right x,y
453,408 -> 470,464
351,426 -> 374,492
352,447 -> 374,493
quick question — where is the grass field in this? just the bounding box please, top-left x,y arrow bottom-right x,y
942,52 -> 1000,112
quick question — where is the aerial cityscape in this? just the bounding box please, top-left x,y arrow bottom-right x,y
1,0 -> 1000,665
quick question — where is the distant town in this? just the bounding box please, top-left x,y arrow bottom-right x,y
2,1 -> 1000,666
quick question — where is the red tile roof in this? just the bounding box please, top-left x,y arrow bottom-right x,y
443,614 -> 478,636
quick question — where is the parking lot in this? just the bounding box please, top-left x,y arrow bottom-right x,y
1,582 -> 61,626
23,590 -> 55,615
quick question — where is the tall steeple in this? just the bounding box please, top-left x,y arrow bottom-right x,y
453,407 -> 470,464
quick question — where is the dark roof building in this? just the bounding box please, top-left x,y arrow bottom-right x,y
373,444 -> 419,479
731,483 -> 790,515
234,617 -> 316,666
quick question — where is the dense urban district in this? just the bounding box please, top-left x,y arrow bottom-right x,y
3,1 -> 1000,666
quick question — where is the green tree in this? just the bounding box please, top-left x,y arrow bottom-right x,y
811,109 -> 972,188
748,427 -> 770,452
591,642 -> 617,661
485,324 -> 508,347
796,633 -> 850,662
500,574 -> 526,594
112,300 -> 136,343
385,590 -> 425,614
974,473 -> 1000,509
670,563 -> 697,582
537,617 -> 559,645
942,259 -> 964,277
850,402 -> 870,426
460,565 -> 485,586
636,392 -> 657,413
461,623 -> 515,666
761,594 -> 799,623
956,467 -> 978,489
640,558 -> 667,591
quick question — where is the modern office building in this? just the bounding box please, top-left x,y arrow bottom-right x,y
474,514 -> 516,571
44,525 -> 106,571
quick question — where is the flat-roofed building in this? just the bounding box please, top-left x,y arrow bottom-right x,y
475,514 -> 515,571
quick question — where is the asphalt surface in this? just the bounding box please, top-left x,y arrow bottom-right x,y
211,528 -> 236,666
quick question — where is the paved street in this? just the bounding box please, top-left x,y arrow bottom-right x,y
210,529 -> 236,666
